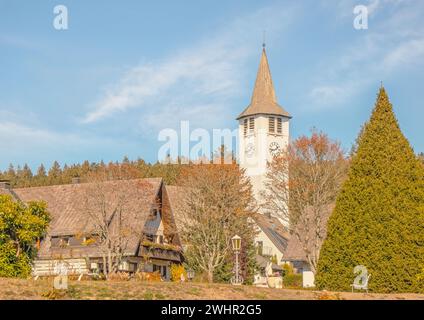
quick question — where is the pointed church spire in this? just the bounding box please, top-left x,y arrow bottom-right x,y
251,47 -> 277,105
237,46 -> 291,120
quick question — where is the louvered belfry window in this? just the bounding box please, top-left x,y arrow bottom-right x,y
249,117 -> 255,133
277,117 -> 282,134
269,117 -> 275,133
243,118 -> 248,136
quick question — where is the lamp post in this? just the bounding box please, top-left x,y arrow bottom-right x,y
187,269 -> 195,282
231,235 -> 243,285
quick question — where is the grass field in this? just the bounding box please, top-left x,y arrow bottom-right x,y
0,277 -> 423,300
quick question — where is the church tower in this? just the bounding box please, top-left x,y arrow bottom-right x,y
237,46 -> 291,206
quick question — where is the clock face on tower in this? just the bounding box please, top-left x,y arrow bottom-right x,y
245,143 -> 255,158
269,142 -> 281,157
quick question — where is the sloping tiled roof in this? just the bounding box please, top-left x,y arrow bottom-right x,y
253,213 -> 290,254
163,185 -> 186,245
255,254 -> 282,271
283,205 -> 334,263
11,178 -> 162,259
237,48 -> 291,120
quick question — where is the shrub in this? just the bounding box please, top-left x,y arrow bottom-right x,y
282,263 -> 302,288
284,274 -> 302,288
135,271 -> 161,282
0,195 -> 50,278
170,264 -> 187,282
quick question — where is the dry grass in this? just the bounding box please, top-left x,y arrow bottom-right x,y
0,277 -> 423,300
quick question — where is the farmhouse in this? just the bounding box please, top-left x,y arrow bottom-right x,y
0,178 -> 182,279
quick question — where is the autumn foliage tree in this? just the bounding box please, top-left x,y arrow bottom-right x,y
176,162 -> 257,283
316,87 -> 424,293
263,131 -> 348,275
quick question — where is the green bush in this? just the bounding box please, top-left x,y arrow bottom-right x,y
316,88 -> 424,293
283,274 -> 302,288
170,264 -> 186,282
0,195 -> 50,278
282,263 -> 302,288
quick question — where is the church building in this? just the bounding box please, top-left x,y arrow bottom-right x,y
237,46 -> 294,286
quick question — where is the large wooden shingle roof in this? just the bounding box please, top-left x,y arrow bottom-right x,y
11,178 -> 162,259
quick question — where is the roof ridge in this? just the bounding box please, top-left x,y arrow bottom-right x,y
12,177 -> 163,191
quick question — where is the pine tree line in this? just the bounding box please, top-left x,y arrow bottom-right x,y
0,157 -> 184,188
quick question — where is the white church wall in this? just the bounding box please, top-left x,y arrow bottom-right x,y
238,114 -> 290,204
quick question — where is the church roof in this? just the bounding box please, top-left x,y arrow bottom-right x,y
237,47 -> 291,120
253,213 -> 290,255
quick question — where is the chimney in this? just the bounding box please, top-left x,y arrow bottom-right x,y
0,180 -> 11,190
72,177 -> 81,184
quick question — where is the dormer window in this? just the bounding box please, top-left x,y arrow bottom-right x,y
269,117 -> 275,133
145,234 -> 154,242
51,236 -> 72,248
60,237 -> 70,247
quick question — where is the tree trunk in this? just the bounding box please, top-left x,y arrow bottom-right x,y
107,251 -> 113,279
207,269 -> 214,283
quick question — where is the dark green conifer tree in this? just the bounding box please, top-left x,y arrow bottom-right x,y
316,87 -> 424,293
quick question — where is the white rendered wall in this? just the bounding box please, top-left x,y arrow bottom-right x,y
239,114 -> 289,206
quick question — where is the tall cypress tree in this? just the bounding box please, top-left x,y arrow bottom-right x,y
316,87 -> 424,293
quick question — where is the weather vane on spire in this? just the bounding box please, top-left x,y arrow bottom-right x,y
262,30 -> 266,48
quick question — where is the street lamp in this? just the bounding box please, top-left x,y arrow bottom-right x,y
231,235 -> 243,285
187,269 -> 195,282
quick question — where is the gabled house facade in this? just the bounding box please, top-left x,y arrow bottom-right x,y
251,213 -> 288,286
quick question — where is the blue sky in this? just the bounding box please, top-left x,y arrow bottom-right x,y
1,0 -> 423,170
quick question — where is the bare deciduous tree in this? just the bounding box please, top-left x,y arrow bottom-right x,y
80,172 -> 153,279
176,163 -> 256,283
263,131 -> 348,274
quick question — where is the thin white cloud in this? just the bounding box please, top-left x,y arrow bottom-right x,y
382,38 -> 424,70
0,121 -> 106,148
141,102 -> 230,134
82,4 -> 298,125
307,0 -> 424,109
